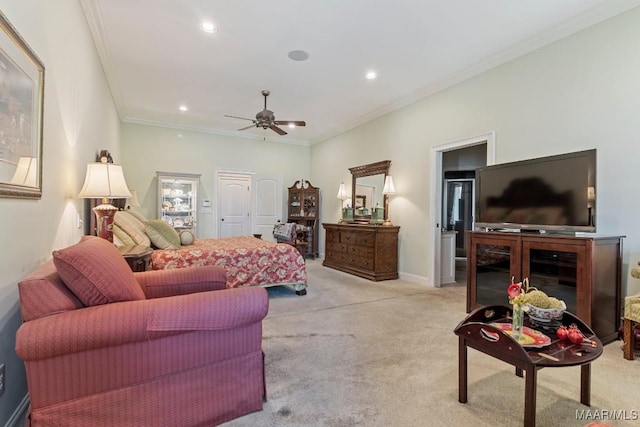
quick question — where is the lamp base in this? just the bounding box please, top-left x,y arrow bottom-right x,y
92,203 -> 118,242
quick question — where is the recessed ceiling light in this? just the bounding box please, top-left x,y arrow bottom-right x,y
179,105 -> 188,112
365,71 -> 377,80
288,123 -> 296,129
288,50 -> 309,61
201,21 -> 217,33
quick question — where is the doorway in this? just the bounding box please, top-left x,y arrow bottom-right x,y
429,132 -> 495,287
216,171 -> 283,240
443,176 -> 474,257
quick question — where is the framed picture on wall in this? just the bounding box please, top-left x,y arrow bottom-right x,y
0,10 -> 45,199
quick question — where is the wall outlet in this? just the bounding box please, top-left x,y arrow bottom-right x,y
0,363 -> 5,397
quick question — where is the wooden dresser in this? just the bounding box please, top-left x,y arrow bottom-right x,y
322,223 -> 400,281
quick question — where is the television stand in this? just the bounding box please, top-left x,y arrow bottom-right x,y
466,231 -> 624,344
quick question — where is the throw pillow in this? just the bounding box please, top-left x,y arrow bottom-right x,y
114,211 -> 151,247
52,237 -> 146,306
112,224 -> 136,247
179,230 -> 195,245
127,209 -> 149,224
145,219 -> 181,249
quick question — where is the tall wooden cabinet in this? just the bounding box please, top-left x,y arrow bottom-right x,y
287,180 -> 319,258
466,231 -> 624,344
323,223 -> 400,281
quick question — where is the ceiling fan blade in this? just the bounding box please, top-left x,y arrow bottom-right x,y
224,114 -> 253,121
237,124 -> 256,131
270,125 -> 287,136
275,120 -> 306,127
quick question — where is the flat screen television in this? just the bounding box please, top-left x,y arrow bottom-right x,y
475,149 -> 596,233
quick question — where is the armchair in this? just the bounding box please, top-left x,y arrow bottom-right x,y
623,275 -> 640,359
16,236 -> 269,426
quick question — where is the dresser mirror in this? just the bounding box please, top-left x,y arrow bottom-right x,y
348,160 -> 391,224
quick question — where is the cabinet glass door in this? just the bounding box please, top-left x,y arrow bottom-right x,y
468,234 -> 521,311
522,243 -> 584,314
157,173 -> 199,230
475,243 -> 516,306
288,192 -> 300,217
303,191 -> 317,217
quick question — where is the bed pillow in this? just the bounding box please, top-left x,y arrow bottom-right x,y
145,219 -> 181,249
112,224 -> 136,247
180,230 -> 195,246
127,209 -> 149,224
52,236 -> 146,306
114,211 -> 151,247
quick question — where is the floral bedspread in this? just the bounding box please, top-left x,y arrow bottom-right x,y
151,235 -> 307,289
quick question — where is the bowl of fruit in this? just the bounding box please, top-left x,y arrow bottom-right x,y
521,289 -> 566,322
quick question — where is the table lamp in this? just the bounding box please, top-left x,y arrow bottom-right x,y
382,175 -> 396,226
78,157 -> 132,242
336,182 -> 349,223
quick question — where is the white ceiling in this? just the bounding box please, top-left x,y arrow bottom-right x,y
80,0 -> 640,145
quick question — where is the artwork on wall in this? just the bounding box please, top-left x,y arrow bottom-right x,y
0,11 -> 44,199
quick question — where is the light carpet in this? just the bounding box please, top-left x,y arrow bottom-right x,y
224,260 -> 640,427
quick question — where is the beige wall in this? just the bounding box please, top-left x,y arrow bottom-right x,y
312,6 -> 640,295
0,0 -> 121,423
120,123 -> 311,238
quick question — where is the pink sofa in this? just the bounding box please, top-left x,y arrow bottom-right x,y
15,236 -> 269,426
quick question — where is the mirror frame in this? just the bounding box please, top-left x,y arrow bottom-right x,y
348,160 -> 391,223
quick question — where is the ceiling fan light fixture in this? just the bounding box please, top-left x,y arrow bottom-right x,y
288,123 -> 296,129
288,50 -> 309,61
201,21 -> 217,33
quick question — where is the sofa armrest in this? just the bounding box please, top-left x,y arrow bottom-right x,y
134,265 -> 227,298
16,287 -> 268,361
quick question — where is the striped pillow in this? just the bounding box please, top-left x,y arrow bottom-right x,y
114,211 -> 151,246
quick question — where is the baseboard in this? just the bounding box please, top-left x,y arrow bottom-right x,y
398,271 -> 432,286
4,394 -> 29,427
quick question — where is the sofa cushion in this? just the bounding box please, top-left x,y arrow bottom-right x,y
52,236 -> 146,306
145,219 -> 181,249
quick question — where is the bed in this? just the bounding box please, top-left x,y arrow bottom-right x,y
151,235 -> 308,295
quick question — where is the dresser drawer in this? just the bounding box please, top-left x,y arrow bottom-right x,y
355,233 -> 375,247
327,241 -> 347,254
326,229 -> 341,243
352,255 -> 373,270
349,245 -> 374,258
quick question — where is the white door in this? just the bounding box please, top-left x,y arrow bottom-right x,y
218,174 -> 251,237
252,174 -> 282,242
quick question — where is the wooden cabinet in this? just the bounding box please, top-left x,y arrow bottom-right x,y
323,223 -> 399,281
288,180 -> 319,258
466,231 -> 624,344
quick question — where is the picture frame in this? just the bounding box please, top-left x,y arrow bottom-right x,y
355,195 -> 366,208
0,10 -> 45,199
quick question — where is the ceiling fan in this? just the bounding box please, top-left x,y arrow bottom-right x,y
225,90 -> 306,136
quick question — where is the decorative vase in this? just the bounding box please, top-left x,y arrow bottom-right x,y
512,304 -> 524,343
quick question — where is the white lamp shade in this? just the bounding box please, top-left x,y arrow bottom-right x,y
78,162 -> 132,199
382,176 -> 396,195
127,189 -> 141,207
10,157 -> 38,187
336,182 -> 349,200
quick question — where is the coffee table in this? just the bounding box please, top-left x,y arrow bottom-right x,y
454,305 -> 603,427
